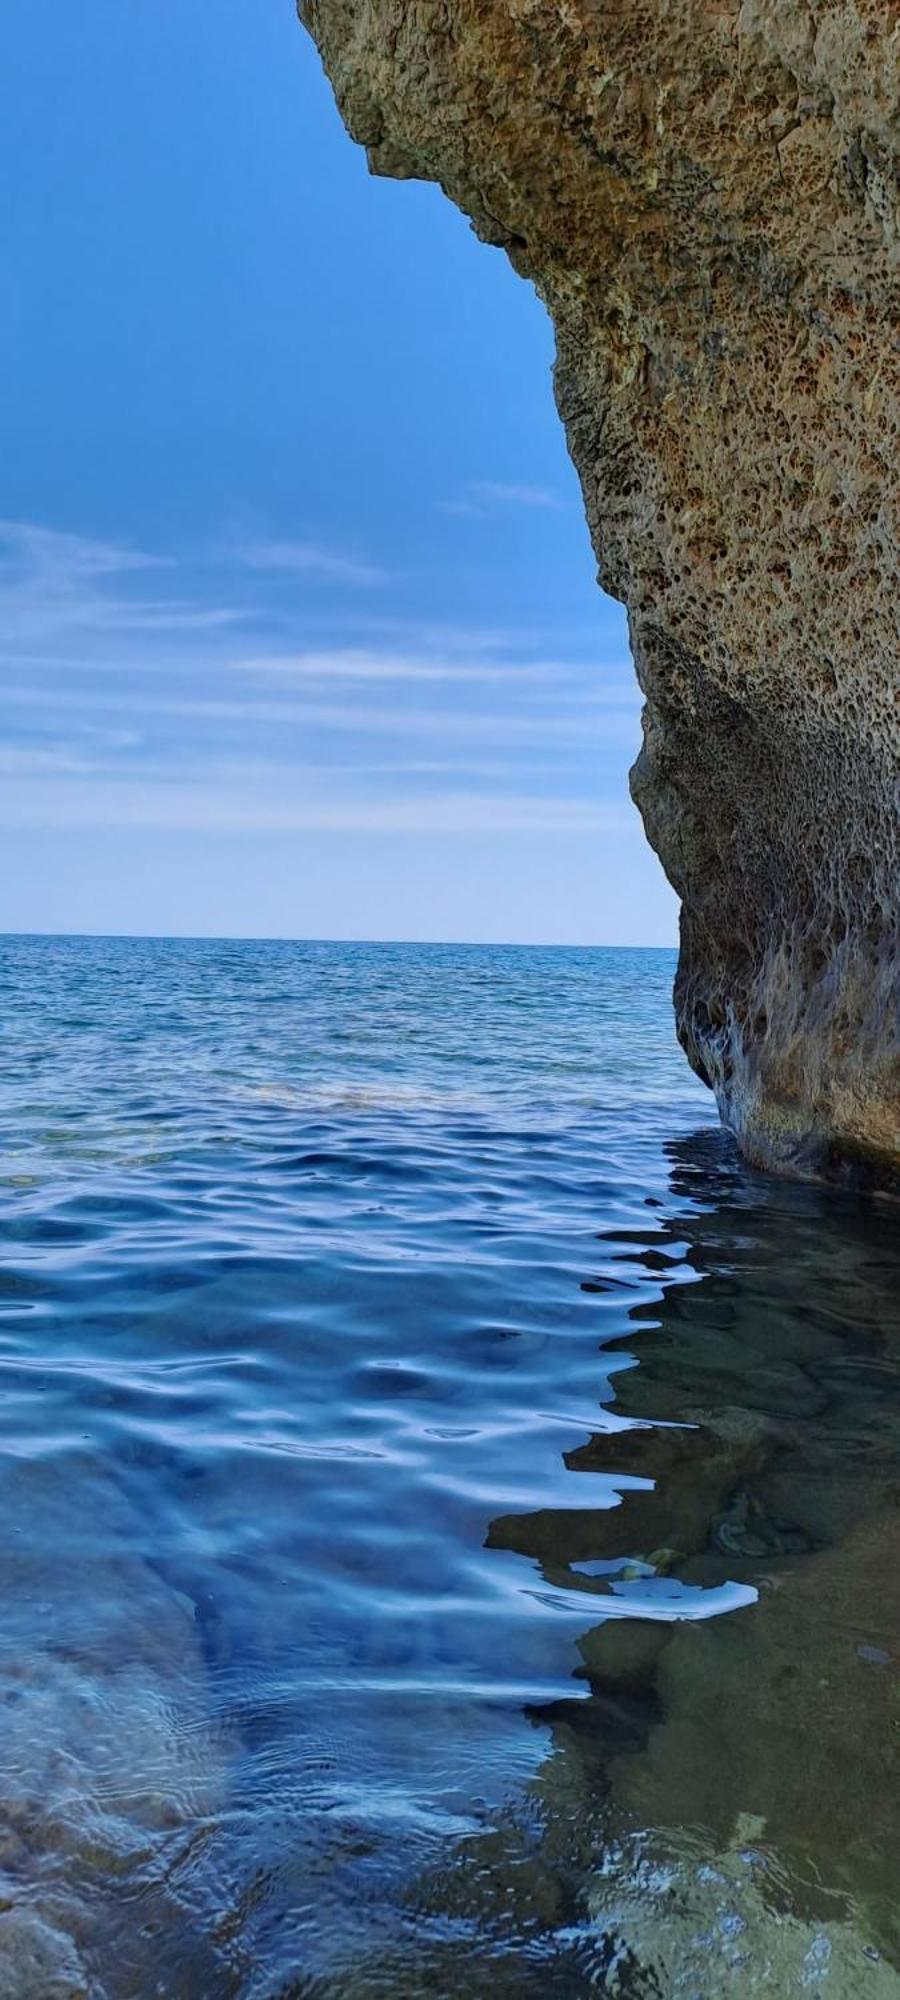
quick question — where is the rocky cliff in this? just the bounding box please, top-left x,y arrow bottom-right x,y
297,0 -> 900,1185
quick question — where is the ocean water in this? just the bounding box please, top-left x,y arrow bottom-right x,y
0,934 -> 897,1997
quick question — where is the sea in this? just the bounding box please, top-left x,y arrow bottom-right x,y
0,934 -> 897,1996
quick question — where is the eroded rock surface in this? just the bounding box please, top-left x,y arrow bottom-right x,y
298,0 -> 900,1182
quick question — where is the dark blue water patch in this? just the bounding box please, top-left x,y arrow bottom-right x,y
0,937 -> 896,1994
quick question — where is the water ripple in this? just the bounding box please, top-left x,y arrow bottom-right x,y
0,937 -> 896,1994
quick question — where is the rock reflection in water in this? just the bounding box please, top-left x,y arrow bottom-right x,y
420,1132 -> 900,1996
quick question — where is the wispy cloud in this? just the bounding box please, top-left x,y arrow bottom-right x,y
440,480 -> 564,519
0,770 -> 635,836
0,517 -> 639,844
0,519 -> 242,648
2,678 -> 638,743
472,481 -> 563,510
233,537 -> 386,587
235,646 -> 572,687
0,518 -> 167,582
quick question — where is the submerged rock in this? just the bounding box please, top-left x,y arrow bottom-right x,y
581,1827 -> 900,1998
0,1456 -> 228,1998
0,1912 -> 88,2000
603,1511 -> 900,1967
297,0 -> 900,1185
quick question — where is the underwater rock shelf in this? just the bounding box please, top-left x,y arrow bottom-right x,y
299,0 -> 900,1185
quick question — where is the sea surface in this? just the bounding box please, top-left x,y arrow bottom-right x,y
0,935 -> 897,1997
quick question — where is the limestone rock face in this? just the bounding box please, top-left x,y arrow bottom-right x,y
298,0 -> 900,1183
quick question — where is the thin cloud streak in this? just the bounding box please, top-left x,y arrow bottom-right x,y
0,644 -> 636,695
233,646 -> 634,690
2,680 -> 640,744
439,479 -> 564,518
0,518 -> 641,857
0,519 -> 243,648
0,519 -> 168,580
0,773 -> 636,835
472,481 -> 563,509
233,537 -> 386,587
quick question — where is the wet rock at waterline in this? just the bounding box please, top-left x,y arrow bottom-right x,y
298,0 -> 900,1185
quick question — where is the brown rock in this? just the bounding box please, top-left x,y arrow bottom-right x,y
297,0 -> 900,1184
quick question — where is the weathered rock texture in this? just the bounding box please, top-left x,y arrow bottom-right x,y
298,0 -> 900,1182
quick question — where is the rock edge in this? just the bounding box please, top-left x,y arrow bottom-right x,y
298,0 -> 900,1185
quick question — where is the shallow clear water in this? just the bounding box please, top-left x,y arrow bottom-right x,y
0,936 -> 897,1997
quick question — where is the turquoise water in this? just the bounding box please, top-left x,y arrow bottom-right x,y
0,936 -> 897,1996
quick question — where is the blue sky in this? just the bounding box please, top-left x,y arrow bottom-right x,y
0,0 -> 677,945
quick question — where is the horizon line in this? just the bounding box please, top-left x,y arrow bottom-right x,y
0,927 -> 676,952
